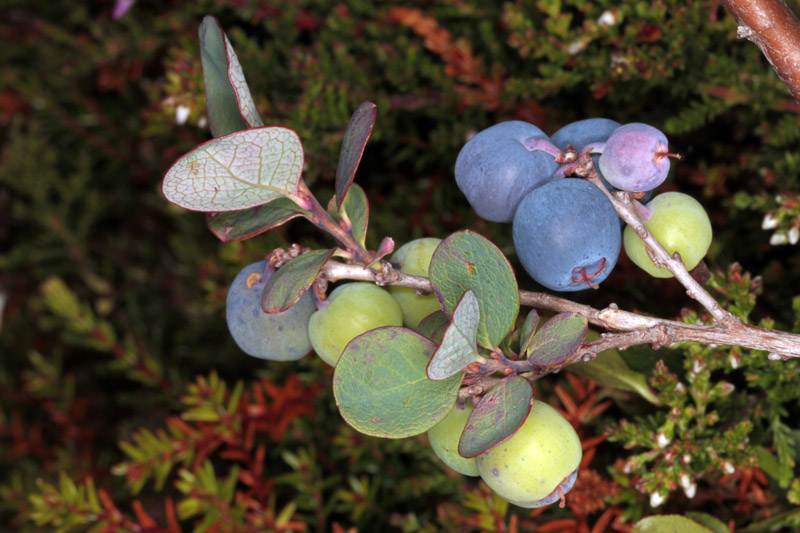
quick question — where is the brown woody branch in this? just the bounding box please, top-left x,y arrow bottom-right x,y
721,0 -> 800,104
320,261 -> 800,360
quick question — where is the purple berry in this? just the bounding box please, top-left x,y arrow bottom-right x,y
598,123 -> 673,192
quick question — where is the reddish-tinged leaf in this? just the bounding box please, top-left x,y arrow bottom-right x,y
335,101 -> 377,206
199,16 -> 263,138
162,127 -> 304,212
458,375 -> 534,458
427,290 -> 481,381
205,198 -> 309,242
519,309 -> 539,354
526,312 -> 588,367
262,249 -> 335,313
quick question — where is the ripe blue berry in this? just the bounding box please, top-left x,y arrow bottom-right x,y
550,118 -> 621,152
226,260 -> 316,361
455,121 -> 560,223
512,179 -> 621,291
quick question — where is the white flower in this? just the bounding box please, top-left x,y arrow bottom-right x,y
598,10 -> 617,26
656,432 -> 670,448
679,474 -> 696,498
770,232 -> 788,246
176,105 -> 191,125
762,212 -> 779,230
788,226 -> 799,245
650,491 -> 666,507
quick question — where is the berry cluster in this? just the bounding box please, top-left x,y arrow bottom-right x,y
455,119 -> 713,291
225,239 -> 583,508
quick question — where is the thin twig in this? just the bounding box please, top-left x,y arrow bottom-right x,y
320,261 -> 800,359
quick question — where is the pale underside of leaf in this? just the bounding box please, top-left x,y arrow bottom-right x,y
224,34 -> 264,129
162,127 -> 303,212
427,290 -> 481,381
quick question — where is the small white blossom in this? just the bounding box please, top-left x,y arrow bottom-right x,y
770,232 -> 788,246
567,40 -> 588,55
762,212 -> 779,230
683,454 -> 692,464
729,353 -> 740,369
176,105 -> 190,125
788,226 -> 799,245
656,432 -> 670,448
598,10 -> 617,26
722,461 -> 735,474
650,491 -> 666,507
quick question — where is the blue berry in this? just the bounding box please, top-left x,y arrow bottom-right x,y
550,118 -> 621,152
512,179 -> 621,291
455,121 -> 560,223
226,260 -> 316,360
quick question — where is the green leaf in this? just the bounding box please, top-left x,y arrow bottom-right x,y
632,515 -> 713,533
772,415 -> 796,488
428,230 -> 519,348
416,311 -> 449,343
205,198 -> 309,242
526,312 -> 587,367
162,126 -> 304,212
333,327 -> 461,438
262,249 -> 334,313
427,290 -> 481,381
199,16 -> 262,138
458,375 -> 533,458
519,309 -> 540,354
340,183 -> 369,249
567,331 -> 660,405
684,513 -> 730,533
335,101 -> 377,207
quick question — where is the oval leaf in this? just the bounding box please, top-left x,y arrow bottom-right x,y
335,101 -> 377,207
333,327 -> 462,438
427,290 -> 481,380
632,515 -> 714,533
205,198 -> 309,242
567,332 -> 660,405
526,312 -> 587,367
340,183 -> 369,249
162,126 -> 304,212
519,309 -> 540,355
199,16 -> 249,137
458,375 -> 534,458
428,230 -> 519,348
416,311 -> 449,343
223,34 -> 263,129
262,249 -> 335,313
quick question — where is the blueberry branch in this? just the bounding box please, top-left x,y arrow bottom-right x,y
295,179 -> 378,266
563,149 -> 741,328
319,260 -> 800,359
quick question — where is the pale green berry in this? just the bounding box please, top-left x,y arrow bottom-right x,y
476,400 -> 581,508
389,238 -> 443,329
427,401 -> 480,477
308,282 -> 403,366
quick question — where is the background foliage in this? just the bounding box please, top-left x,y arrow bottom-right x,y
1,0 -> 799,531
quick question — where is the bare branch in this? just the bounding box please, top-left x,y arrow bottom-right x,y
320,260 -> 800,359
721,0 -> 800,104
